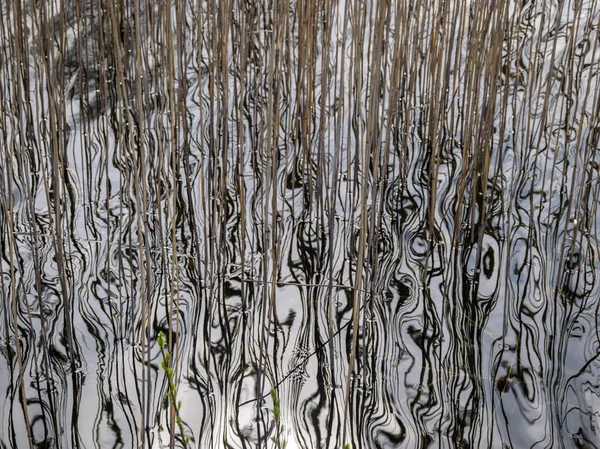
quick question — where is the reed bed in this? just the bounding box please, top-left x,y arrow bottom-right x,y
1,0 -> 600,448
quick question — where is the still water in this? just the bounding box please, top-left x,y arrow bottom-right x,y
1,0 -> 600,448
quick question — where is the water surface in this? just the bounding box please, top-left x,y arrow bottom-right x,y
1,1 -> 600,448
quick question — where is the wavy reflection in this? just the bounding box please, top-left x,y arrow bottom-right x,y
1,0 -> 600,448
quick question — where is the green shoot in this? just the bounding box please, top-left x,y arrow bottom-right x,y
270,388 -> 287,449
158,331 -> 191,448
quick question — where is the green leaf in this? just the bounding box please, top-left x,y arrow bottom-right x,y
157,331 -> 165,349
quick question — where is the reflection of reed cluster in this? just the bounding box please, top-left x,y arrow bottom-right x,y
1,1 -> 599,448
